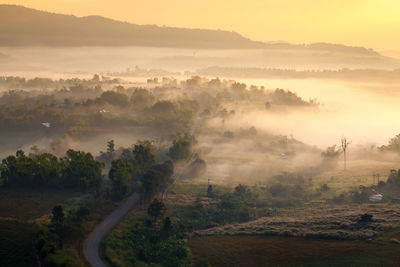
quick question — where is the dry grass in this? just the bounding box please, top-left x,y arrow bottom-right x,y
313,159 -> 398,195
194,203 -> 400,240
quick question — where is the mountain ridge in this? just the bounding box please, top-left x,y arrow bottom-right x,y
0,5 -> 385,57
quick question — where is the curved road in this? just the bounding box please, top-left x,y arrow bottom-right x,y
84,193 -> 140,267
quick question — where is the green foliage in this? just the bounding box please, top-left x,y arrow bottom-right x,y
147,199 -> 166,222
350,186 -> 370,203
380,134 -> 400,153
51,205 -> 65,226
104,219 -> 190,267
141,161 -> 174,200
60,149 -> 104,191
109,159 -> 131,200
133,140 -> 156,171
131,88 -> 155,109
0,149 -> 104,192
269,88 -> 317,106
0,150 -> 59,187
168,133 -> 196,161
97,91 -> 129,106
359,213 -> 373,223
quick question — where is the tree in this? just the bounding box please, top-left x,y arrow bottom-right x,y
133,140 -> 156,172
0,150 -> 60,187
161,217 -> 172,239
97,140 -> 116,170
97,91 -> 129,106
147,199 -> 166,222
109,159 -> 130,199
341,137 -> 351,171
75,206 -> 90,222
167,133 -> 195,161
321,145 -> 341,158
141,161 -> 174,200
131,88 -> 155,109
107,140 -> 115,161
51,205 -> 65,226
60,149 -> 104,190
207,184 -> 214,197
379,134 -> 400,153
234,184 -> 250,198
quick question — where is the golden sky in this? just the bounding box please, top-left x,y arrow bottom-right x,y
2,0 -> 400,51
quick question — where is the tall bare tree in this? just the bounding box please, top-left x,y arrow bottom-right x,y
341,137 -> 351,171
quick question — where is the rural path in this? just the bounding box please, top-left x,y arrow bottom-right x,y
84,193 -> 140,267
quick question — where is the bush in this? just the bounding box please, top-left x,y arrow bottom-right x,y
359,213 -> 373,223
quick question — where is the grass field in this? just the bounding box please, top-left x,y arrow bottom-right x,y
0,187 -> 80,221
312,159 -> 398,196
188,235 -> 400,266
0,219 -> 38,267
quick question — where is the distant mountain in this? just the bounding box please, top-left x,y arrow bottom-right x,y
0,5 -> 387,58
0,5 -> 265,49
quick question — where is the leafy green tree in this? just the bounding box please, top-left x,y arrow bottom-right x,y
60,149 -> 104,190
133,140 -> 156,172
109,159 -> 131,199
0,150 -> 60,187
168,133 -> 196,161
107,140 -> 115,160
97,91 -> 129,106
147,199 -> 166,222
131,88 -> 155,109
141,161 -> 174,200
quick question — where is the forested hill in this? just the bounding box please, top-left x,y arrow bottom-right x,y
0,5 -> 265,49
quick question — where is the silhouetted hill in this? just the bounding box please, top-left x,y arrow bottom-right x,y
0,5 -> 386,57
0,5 -> 264,49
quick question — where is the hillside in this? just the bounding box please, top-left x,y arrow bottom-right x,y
0,5 -> 386,57
0,5 -> 264,49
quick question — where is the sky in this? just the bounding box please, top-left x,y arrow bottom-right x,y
1,0 -> 400,51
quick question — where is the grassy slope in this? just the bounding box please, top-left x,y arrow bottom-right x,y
0,188 -> 78,266
0,187 -> 79,221
189,235 -> 400,267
